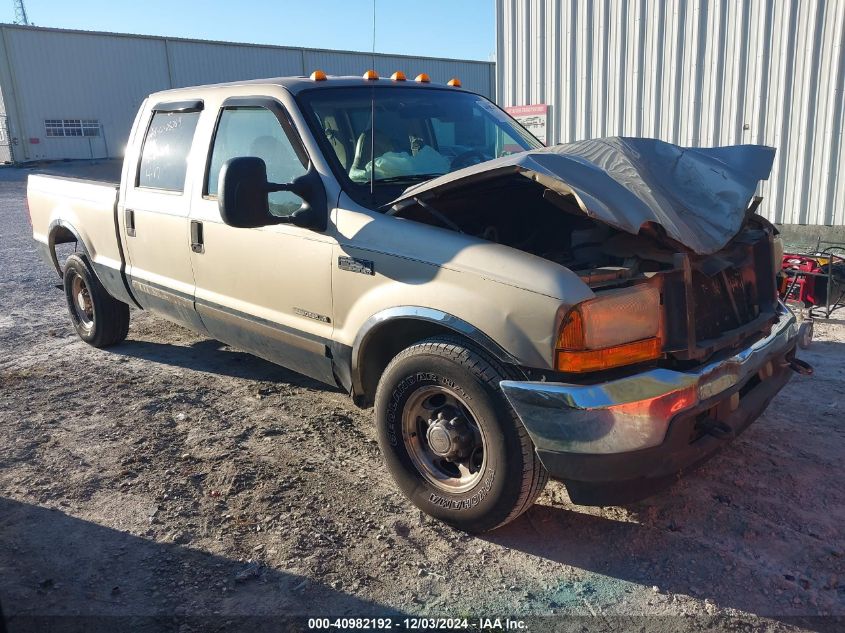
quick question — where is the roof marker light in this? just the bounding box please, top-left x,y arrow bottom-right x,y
391,71 -> 406,81
310,70 -> 327,81
447,77 -> 462,87
415,73 -> 431,83
363,69 -> 379,80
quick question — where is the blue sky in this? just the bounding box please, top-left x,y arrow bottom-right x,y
2,0 -> 495,61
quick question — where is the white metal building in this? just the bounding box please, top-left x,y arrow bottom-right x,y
0,24 -> 494,164
496,0 -> 845,228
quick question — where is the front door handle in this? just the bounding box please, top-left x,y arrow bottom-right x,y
190,220 -> 204,254
125,209 -> 136,237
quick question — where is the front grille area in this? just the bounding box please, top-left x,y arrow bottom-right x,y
692,267 -> 758,341
662,229 -> 777,358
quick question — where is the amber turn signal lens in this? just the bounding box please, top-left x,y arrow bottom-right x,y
310,70 -> 327,81
556,307 -> 585,349
415,73 -> 431,83
555,337 -> 662,373
391,71 -> 406,81
447,77 -> 462,87
363,69 -> 379,80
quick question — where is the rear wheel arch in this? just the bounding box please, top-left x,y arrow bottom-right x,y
47,220 -> 90,277
350,308 -> 522,407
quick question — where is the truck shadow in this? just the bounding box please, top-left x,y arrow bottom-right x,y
111,338 -> 340,393
0,497 -> 407,633
486,497 -> 840,630
484,420 -> 841,630
481,337 -> 843,628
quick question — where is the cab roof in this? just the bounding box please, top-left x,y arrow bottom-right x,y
148,74 -> 475,101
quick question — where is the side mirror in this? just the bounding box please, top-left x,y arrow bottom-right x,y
218,157 -> 271,228
218,156 -> 327,231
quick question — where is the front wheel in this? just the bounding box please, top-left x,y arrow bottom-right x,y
374,337 -> 547,533
798,320 -> 813,349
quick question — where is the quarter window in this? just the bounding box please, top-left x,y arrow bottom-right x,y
207,107 -> 307,217
138,111 -> 201,192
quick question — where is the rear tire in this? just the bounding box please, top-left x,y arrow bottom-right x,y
374,336 -> 547,533
63,254 -> 129,348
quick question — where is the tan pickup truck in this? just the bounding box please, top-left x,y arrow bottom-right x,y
28,72 -> 809,532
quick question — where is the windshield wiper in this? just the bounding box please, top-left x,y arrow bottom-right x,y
372,173 -> 446,185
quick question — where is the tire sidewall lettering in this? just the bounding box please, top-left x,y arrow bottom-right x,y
385,367 -> 497,512
385,371 -> 471,448
428,468 -> 496,512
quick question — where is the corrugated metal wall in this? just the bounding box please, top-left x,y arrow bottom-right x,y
0,26 -> 171,161
496,0 -> 845,226
0,24 -> 494,163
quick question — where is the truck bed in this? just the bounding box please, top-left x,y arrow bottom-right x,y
27,158 -> 122,183
27,173 -> 127,300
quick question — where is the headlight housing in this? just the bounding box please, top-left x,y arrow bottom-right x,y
555,284 -> 662,373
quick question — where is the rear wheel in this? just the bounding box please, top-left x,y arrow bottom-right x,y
63,254 -> 129,348
374,336 -> 547,533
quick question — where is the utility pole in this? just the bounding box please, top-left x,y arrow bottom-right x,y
12,0 -> 30,25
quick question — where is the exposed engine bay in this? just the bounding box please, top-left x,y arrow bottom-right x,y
390,173 -> 685,289
390,173 -> 781,365
387,137 -> 782,364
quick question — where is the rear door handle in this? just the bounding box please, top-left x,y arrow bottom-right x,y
125,209 -> 136,237
190,220 -> 204,254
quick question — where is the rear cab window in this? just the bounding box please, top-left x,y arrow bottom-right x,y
137,106 -> 202,192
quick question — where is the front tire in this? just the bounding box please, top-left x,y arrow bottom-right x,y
798,320 -> 813,349
374,337 -> 547,533
63,254 -> 129,348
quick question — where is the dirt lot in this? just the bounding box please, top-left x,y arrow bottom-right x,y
0,162 -> 843,632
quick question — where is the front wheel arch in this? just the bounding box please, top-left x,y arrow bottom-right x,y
351,309 -> 522,407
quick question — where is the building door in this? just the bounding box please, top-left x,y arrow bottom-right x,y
0,115 -> 12,163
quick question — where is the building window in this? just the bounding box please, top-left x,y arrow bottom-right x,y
82,120 -> 100,136
45,120 -> 63,137
45,119 -> 101,137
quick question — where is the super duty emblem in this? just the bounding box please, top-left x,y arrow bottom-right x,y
338,256 -> 375,276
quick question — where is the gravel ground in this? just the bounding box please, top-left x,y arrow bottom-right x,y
0,162 -> 843,632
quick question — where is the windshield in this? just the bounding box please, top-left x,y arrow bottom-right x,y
297,86 -> 542,208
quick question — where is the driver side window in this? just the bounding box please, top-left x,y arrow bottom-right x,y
207,107 -> 307,217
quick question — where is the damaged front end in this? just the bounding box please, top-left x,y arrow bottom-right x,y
388,136 -> 783,371
389,136 -> 808,504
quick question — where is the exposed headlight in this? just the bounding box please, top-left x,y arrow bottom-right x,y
555,284 -> 662,373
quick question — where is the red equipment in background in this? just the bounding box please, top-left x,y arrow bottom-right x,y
780,254 -> 822,305
778,243 -> 845,349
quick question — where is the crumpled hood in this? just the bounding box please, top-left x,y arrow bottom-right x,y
390,137 -> 776,255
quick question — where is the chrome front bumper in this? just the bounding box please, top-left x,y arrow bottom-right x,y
500,303 -> 798,457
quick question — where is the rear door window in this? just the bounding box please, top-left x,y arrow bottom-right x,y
137,111 -> 200,192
